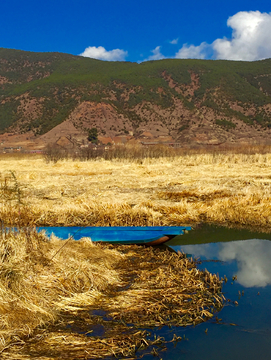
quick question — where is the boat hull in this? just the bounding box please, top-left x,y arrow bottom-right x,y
37,226 -> 191,245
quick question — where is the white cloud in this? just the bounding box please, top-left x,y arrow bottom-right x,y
175,42 -> 209,59
175,11 -> 271,61
145,46 -> 165,61
170,38 -> 179,45
79,11 -> 271,62
80,46 -> 128,61
213,11 -> 271,61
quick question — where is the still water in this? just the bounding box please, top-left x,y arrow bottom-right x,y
143,225 -> 271,360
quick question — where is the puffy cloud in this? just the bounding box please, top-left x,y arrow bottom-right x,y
79,11 -> 271,62
145,46 -> 165,61
170,38 -> 179,45
80,46 -> 128,61
213,11 -> 271,61
175,42 -> 210,59
175,11 -> 271,61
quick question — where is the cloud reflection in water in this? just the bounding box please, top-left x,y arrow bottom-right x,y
178,240 -> 271,288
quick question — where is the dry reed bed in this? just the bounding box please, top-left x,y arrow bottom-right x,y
1,153 -> 271,229
94,244 -> 223,328
0,229 -> 122,355
0,230 -> 223,359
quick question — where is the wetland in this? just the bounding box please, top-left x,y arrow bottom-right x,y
1,151 -> 271,358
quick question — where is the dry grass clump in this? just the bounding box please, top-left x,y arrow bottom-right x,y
157,189 -> 232,202
97,245 -> 223,328
9,327 -> 170,359
0,229 -> 122,353
2,238 -> 224,359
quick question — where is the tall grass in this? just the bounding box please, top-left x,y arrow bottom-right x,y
1,150 -> 271,229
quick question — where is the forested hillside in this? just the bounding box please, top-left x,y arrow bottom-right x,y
1,48 -> 271,146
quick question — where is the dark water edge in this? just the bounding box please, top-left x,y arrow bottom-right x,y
168,223 -> 271,246
139,224 -> 271,360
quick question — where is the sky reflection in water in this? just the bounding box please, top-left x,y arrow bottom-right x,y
178,239 -> 271,288
147,233 -> 271,360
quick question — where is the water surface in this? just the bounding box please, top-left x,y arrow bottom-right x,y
143,225 -> 271,360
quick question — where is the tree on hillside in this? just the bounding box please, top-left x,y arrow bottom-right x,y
87,128 -> 98,144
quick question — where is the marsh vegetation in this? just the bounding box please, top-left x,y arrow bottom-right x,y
2,145 -> 271,230
1,146 -> 271,358
0,229 -> 223,358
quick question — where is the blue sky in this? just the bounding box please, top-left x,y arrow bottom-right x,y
1,0 -> 271,62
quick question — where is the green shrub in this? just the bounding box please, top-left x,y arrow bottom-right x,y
215,119 -> 236,129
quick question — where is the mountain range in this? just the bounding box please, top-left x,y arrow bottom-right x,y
1,48 -> 271,149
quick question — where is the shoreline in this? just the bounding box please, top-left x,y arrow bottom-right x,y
0,230 -> 224,358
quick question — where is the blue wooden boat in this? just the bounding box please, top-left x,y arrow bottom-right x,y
37,226 -> 191,246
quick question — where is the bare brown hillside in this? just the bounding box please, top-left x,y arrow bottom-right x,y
1,49 -> 271,149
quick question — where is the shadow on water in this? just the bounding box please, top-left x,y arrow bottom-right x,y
168,223 -> 271,246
